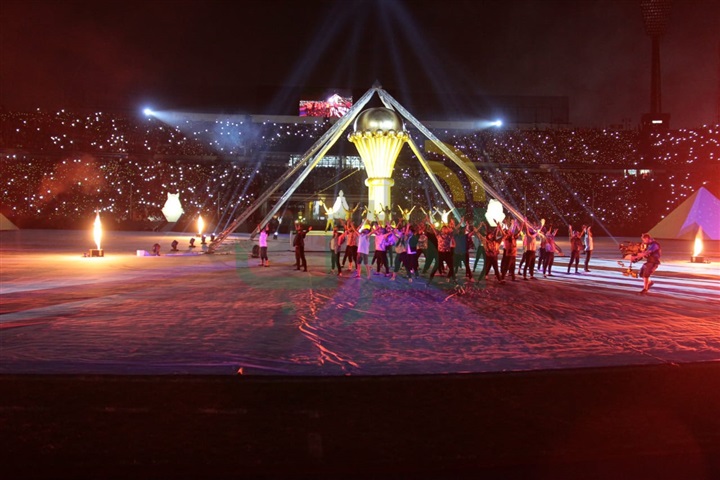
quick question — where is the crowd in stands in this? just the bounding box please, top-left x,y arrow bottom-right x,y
1,109 -> 717,235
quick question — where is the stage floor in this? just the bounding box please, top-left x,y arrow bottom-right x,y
2,229 -> 720,478
2,229 -> 719,376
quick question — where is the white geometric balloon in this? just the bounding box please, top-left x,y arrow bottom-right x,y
485,199 -> 506,227
162,192 -> 184,222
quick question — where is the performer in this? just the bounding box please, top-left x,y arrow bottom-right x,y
631,233 -> 662,293
542,226 -> 559,277
345,203 -> 360,223
499,220 -> 520,281
258,224 -> 270,267
319,200 -> 334,232
520,221 -> 539,280
293,223 -> 312,272
329,225 -> 344,275
397,204 -> 416,223
421,219 -> 440,275
415,222 -> 429,275
372,225 -> 390,276
342,221 -> 359,271
426,220 -> 457,285
567,224 -> 583,274
356,224 -> 373,279
582,225 -> 594,272
471,221 -> 486,274
453,220 -> 473,282
476,223 -> 503,283
434,206 -> 452,225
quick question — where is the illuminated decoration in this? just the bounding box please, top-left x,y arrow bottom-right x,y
485,199 -> 506,227
162,192 -> 184,222
197,215 -> 205,236
331,190 -> 350,220
348,108 -> 408,221
690,227 -> 708,263
693,227 -> 703,257
89,211 -> 104,257
93,211 -> 102,249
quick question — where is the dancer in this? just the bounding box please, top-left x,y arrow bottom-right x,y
341,222 -> 358,271
521,221 -> 539,280
379,203 -> 393,223
385,220 -> 396,268
397,204 -> 416,223
421,207 -> 438,227
567,224 -> 583,274
434,206 -> 452,225
477,223 -> 503,283
472,222 -> 486,274
329,225 -> 344,275
319,200 -> 334,231
421,220 -> 440,275
406,224 -> 419,279
499,219 -> 520,281
631,233 -> 662,293
542,226 -> 559,277
582,225 -> 594,272
293,223 -> 311,271
356,224 -> 372,279
372,225 -> 390,276
536,219 -> 547,271
344,203 -> 360,223
427,220 -> 457,285
415,223 -> 429,275
390,223 -> 415,281
258,224 -> 270,267
453,220 -> 473,282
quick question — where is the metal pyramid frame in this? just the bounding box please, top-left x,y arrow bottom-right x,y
207,83 -> 523,253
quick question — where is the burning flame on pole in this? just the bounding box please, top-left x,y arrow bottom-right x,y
693,226 -> 704,257
93,212 -> 102,250
197,215 -> 205,236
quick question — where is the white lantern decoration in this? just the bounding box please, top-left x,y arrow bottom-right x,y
162,192 -> 184,223
485,199 -> 506,227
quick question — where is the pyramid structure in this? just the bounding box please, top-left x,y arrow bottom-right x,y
208,84 -> 520,252
649,187 -> 720,240
0,213 -> 19,230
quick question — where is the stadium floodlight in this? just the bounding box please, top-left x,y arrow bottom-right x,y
492,119 -> 503,127
640,0 -> 672,118
143,108 -> 154,116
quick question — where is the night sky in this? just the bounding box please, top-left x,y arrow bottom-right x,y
2,0 -> 718,127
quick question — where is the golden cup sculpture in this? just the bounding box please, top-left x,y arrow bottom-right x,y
348,108 -> 408,222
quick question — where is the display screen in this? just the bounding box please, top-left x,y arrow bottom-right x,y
299,94 -> 353,118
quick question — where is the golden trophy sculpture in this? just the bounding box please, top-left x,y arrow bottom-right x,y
348,108 -> 408,222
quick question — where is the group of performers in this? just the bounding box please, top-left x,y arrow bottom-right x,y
320,212 -> 597,286
289,197 -> 661,292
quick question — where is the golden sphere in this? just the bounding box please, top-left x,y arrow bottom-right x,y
353,108 -> 405,133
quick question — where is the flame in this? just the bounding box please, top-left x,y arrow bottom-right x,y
693,227 -> 704,257
197,215 -> 205,235
93,212 -> 102,250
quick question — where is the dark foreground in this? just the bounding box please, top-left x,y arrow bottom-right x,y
2,362 -> 720,479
